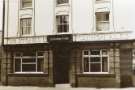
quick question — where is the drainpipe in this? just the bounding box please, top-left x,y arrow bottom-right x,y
2,0 -> 8,86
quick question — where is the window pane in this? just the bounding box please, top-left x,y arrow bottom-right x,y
83,51 -> 89,55
22,0 -> 32,8
22,58 -> 36,63
91,50 -> 100,55
37,52 -> 44,56
57,0 -> 69,4
96,12 -> 110,31
102,49 -> 108,55
102,57 -> 108,72
20,18 -> 32,35
22,64 -> 36,72
56,15 -> 69,33
83,57 -> 89,72
90,57 -> 100,62
15,59 -> 21,72
15,53 -> 22,57
90,63 -> 101,72
37,58 -> 44,72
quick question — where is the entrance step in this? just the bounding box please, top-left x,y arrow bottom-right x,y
55,84 -> 71,88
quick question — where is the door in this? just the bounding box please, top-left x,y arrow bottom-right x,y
53,44 -> 70,84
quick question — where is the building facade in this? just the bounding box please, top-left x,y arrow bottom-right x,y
2,0 -> 135,87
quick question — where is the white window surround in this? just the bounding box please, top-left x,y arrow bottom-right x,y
82,49 -> 109,74
14,51 -> 45,74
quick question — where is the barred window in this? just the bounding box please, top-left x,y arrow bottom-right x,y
20,18 -> 32,35
57,0 -> 69,4
83,49 -> 109,73
21,0 -> 32,8
56,15 -> 69,33
14,51 -> 45,73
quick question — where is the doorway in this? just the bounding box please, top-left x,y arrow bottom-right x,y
53,44 -> 70,84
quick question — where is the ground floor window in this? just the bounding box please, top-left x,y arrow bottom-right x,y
133,49 -> 135,74
14,51 -> 45,73
82,49 -> 109,74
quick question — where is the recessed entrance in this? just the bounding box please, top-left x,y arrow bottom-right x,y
53,43 -> 70,84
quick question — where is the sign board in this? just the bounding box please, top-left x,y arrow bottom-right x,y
47,34 -> 73,43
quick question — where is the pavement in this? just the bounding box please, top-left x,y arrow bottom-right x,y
0,86 -> 135,90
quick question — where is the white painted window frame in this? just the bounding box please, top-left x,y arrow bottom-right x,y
20,18 -> 32,36
82,49 -> 109,74
14,51 -> 45,74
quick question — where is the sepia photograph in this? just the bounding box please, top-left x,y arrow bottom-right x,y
0,0 -> 135,90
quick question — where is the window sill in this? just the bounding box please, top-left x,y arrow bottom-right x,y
14,72 -> 44,74
20,7 -> 33,10
83,72 -> 109,74
77,73 -> 115,77
8,73 -> 48,77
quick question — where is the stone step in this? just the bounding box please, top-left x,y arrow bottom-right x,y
55,84 -> 71,88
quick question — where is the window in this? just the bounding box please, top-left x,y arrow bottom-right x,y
56,15 -> 69,33
21,0 -> 32,8
14,51 -> 45,73
133,49 -> 135,74
96,12 -> 110,31
83,49 -> 109,73
57,0 -> 69,5
20,18 -> 32,35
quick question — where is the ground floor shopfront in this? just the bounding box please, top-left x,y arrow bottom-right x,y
1,41 -> 135,88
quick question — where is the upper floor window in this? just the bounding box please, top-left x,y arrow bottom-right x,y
20,18 -> 32,36
21,0 -> 32,8
56,15 -> 69,33
96,12 -> 110,31
82,49 -> 109,73
57,0 -> 69,5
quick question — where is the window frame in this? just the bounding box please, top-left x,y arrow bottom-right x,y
14,51 -> 45,74
56,15 -> 69,33
82,49 -> 109,74
20,18 -> 32,36
96,12 -> 110,31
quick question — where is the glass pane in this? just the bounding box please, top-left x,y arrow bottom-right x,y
37,52 -> 44,56
91,50 -> 100,55
23,51 -> 35,56
14,53 -> 22,57
22,0 -> 32,8
15,59 -> 21,72
90,63 -> 101,72
56,15 -> 69,33
102,57 -> 108,72
83,57 -> 89,72
20,18 -> 32,35
57,0 -> 69,4
90,57 -> 100,62
83,51 -> 89,55
22,58 -> 36,63
37,58 -> 44,72
22,64 -> 36,72
102,49 -> 108,55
